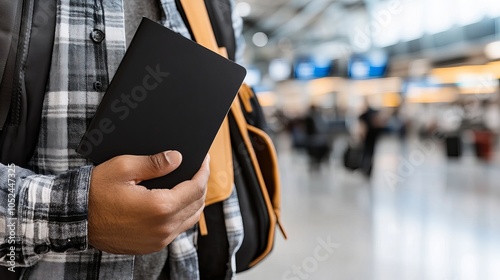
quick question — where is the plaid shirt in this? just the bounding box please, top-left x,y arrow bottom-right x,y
0,0 -> 244,279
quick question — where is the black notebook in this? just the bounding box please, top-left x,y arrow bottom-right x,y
77,18 -> 246,189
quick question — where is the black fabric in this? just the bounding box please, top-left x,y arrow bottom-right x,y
0,0 -> 21,130
203,0 -> 236,61
229,115 -> 270,273
0,0 -> 57,167
0,267 -> 21,280
239,91 -> 269,132
0,0 -> 18,83
0,35 -> 19,134
197,202 -> 230,280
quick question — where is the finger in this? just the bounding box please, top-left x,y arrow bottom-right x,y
152,156 -> 209,210
173,155 -> 209,198
190,155 -> 210,185
158,206 -> 204,250
158,180 -> 207,213
174,205 -> 205,236
131,150 -> 183,182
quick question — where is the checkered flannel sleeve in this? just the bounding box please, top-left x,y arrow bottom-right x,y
0,163 -> 92,267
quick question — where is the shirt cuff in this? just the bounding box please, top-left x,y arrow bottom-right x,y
18,166 -> 92,265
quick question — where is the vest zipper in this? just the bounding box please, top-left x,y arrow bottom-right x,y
9,0 -> 35,126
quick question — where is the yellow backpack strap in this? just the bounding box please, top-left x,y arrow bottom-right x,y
179,0 -> 219,51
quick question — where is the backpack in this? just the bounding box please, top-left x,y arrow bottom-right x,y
176,0 -> 287,275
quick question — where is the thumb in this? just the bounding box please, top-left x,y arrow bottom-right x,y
133,150 -> 182,182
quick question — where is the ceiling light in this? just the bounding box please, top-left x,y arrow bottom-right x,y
252,32 -> 268,47
236,2 -> 251,18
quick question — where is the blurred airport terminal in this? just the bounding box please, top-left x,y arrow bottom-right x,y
235,0 -> 500,279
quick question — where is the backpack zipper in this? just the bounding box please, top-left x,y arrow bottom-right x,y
9,0 -> 35,126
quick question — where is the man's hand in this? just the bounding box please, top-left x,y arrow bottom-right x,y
88,151 -> 209,255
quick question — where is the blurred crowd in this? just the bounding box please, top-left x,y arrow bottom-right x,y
266,89 -> 500,174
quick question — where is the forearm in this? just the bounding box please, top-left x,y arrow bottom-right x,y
0,163 -> 92,267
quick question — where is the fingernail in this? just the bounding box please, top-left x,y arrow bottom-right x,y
165,151 -> 181,165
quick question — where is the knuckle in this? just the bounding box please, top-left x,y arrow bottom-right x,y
199,182 -> 208,196
151,200 -> 174,217
192,183 -> 206,200
197,200 -> 206,211
196,180 -> 205,192
199,191 -> 207,204
148,154 -> 165,172
155,205 -> 180,223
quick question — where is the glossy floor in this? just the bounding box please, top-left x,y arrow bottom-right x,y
238,135 -> 500,280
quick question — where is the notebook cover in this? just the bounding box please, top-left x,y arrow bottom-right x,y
77,18 -> 246,189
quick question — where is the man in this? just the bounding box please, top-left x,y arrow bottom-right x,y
0,0 -> 244,279
358,97 -> 383,177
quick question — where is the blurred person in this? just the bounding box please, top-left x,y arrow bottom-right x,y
398,101 -> 413,140
437,102 -> 463,133
438,102 -> 464,158
472,99 -> 499,161
305,104 -> 331,170
270,108 -> 289,134
485,94 -> 500,149
358,98 -> 385,177
483,98 -> 500,134
419,103 -> 439,137
386,105 -> 408,140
